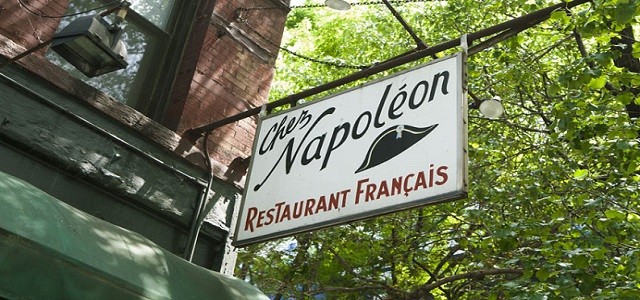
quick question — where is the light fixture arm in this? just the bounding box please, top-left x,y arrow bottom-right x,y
468,90 -> 483,109
98,0 -> 130,18
108,2 -> 130,49
0,38 -> 54,70
111,1 -> 130,28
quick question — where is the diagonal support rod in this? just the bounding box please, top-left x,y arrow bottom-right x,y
381,0 -> 428,49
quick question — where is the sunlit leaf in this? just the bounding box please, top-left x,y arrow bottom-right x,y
573,169 -> 589,180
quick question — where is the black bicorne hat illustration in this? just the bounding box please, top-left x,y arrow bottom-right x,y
355,124 -> 438,173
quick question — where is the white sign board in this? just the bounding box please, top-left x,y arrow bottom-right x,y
234,53 -> 468,246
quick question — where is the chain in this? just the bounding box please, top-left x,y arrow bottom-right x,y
239,0 -> 434,12
16,0 -> 122,19
348,0 -> 436,7
278,46 -> 370,70
240,20 -> 371,70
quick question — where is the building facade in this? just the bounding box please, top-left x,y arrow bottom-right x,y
0,0 -> 288,274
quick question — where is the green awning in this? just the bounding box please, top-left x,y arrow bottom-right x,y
0,171 -> 268,300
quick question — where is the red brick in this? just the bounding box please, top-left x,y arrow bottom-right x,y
0,0 -> 67,50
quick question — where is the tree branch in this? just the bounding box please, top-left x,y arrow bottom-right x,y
319,285 -> 390,293
431,245 -> 460,281
326,247 -> 396,290
418,268 -> 524,293
471,115 -> 551,133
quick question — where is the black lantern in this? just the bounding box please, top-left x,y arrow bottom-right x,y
51,4 -> 129,77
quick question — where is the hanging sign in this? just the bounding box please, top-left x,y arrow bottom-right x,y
234,53 -> 468,246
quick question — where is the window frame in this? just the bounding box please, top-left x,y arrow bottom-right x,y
135,0 -> 204,121
49,0 -> 205,123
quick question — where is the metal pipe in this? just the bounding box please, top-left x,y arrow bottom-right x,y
468,26 -> 522,56
184,132 -> 214,261
187,0 -> 590,137
381,0 -> 427,49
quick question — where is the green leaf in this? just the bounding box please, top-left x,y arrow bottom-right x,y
577,71 -> 592,84
613,3 -> 638,25
633,42 -> 640,59
549,10 -> 566,21
588,76 -> 607,89
605,209 -> 626,221
584,69 -> 602,77
580,21 -> 598,37
548,82 -> 562,95
536,268 -> 550,282
626,160 -> 639,175
572,255 -> 589,269
616,140 -> 631,150
577,273 -> 597,294
618,92 -> 635,105
573,169 -> 589,180
618,288 -> 640,300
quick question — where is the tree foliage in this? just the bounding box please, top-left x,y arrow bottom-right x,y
237,0 -> 639,299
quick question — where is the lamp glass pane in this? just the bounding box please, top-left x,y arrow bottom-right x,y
64,36 -> 114,67
325,0 -> 351,10
479,99 -> 504,119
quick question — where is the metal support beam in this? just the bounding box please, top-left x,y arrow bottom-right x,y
0,39 -> 52,70
185,0 -> 591,138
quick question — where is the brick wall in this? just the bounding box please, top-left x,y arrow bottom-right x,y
0,0 -> 67,53
165,0 -> 289,168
